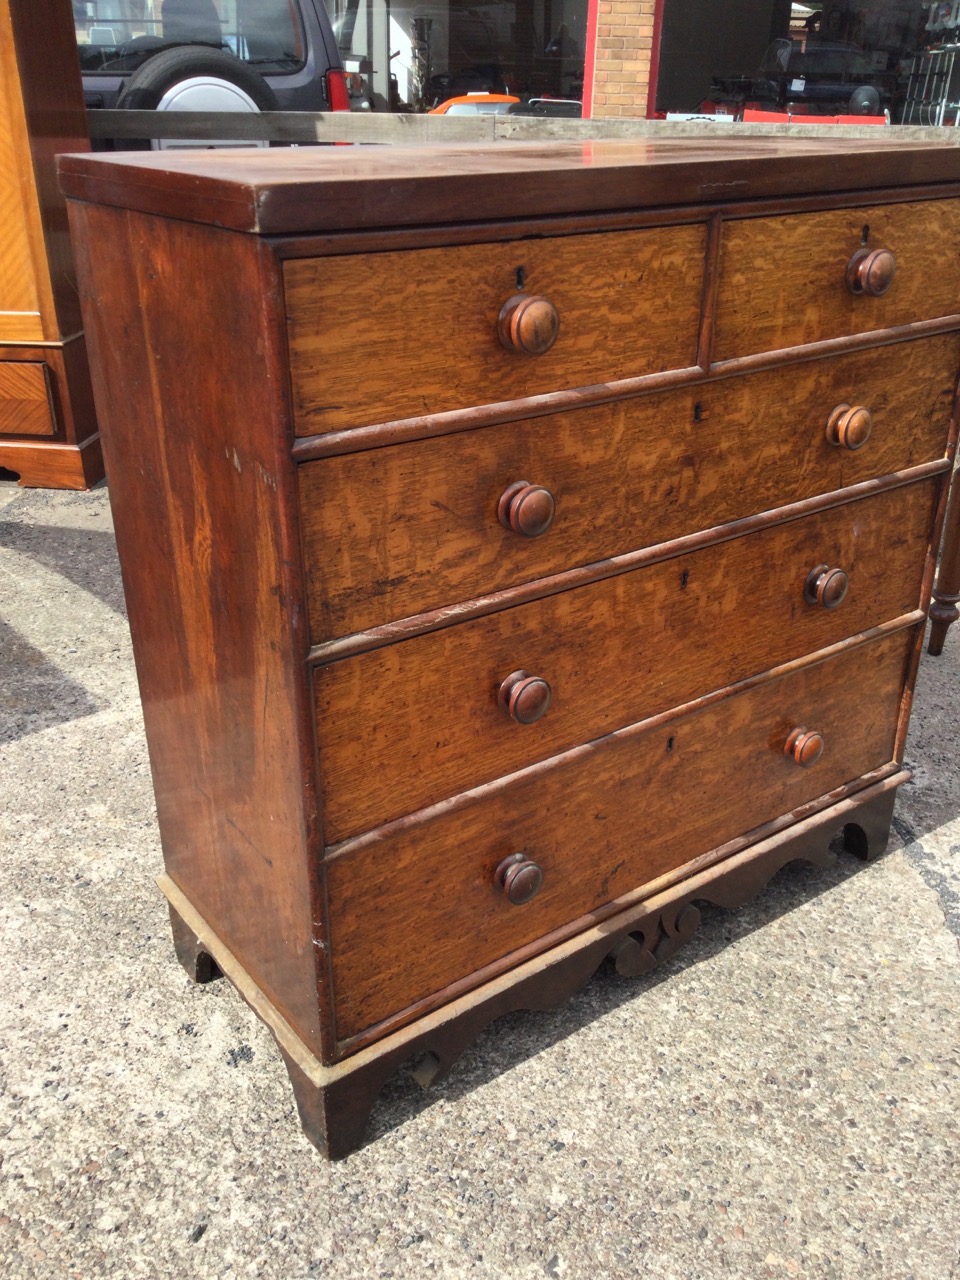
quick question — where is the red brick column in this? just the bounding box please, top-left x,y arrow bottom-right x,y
589,0 -> 658,118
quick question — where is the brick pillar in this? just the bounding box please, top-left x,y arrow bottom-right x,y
590,0 -> 658,118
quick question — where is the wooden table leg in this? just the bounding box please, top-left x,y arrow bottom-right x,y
929,468 -> 960,655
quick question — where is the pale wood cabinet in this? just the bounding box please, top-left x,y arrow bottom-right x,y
0,0 -> 102,487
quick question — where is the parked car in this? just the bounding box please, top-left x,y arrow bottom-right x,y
507,97 -> 582,118
712,38 -> 895,116
75,0 -> 350,146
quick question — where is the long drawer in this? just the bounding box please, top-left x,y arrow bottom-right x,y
314,480 -> 935,844
284,223 -> 706,434
325,628 -> 914,1043
299,335 -> 958,641
714,199 -> 960,360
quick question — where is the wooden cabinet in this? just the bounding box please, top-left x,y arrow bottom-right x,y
59,137 -> 960,1157
0,0 -> 102,488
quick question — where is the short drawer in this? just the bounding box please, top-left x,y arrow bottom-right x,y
284,223 -> 706,435
714,199 -> 960,360
0,361 -> 55,437
326,628 -> 913,1044
300,335 -> 957,642
314,480 -> 936,844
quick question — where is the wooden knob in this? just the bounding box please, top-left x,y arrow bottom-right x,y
804,564 -> 849,610
498,294 -> 560,355
497,480 -> 556,537
784,727 -> 824,768
495,853 -> 544,904
845,247 -> 896,297
498,669 -> 551,724
826,404 -> 872,451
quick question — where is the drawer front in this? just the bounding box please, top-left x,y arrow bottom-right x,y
300,335 -> 958,641
315,481 -> 935,844
327,629 -> 913,1043
284,224 -> 706,435
714,200 -> 960,360
0,361 -> 55,437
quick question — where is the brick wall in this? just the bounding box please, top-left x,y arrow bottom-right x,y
590,0 -> 657,118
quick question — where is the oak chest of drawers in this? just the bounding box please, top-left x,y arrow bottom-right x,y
60,137 -> 960,1157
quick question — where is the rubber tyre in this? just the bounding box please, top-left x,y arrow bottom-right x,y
116,46 -> 279,112
848,85 -> 881,116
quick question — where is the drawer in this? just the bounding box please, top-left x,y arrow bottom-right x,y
0,361 -> 55,437
284,224 -> 706,435
314,481 -> 936,844
714,200 -> 960,360
326,628 -> 914,1043
300,335 -> 957,642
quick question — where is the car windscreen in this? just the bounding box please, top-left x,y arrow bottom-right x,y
787,43 -> 873,78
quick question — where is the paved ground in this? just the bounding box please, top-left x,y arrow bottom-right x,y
1,479 -> 959,1280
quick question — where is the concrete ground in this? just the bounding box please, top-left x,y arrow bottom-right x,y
1,478 -> 958,1280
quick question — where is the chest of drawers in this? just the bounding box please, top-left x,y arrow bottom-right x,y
59,137 -> 960,1158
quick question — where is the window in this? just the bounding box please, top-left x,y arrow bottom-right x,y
75,0 -> 306,77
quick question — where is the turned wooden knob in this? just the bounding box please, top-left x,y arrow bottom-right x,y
498,294 -> 560,355
498,669 -> 552,724
784,727 -> 824,767
497,480 -> 556,537
495,852 -> 544,904
804,563 -> 849,609
845,247 -> 896,297
826,403 -> 872,451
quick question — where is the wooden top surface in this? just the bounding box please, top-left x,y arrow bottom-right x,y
58,136 -> 960,234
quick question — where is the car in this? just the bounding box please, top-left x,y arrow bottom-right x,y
712,38 -> 896,117
74,0 -> 350,147
506,97 -> 582,118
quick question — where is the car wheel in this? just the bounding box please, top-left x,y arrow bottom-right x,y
115,46 -> 279,149
848,85 -> 882,116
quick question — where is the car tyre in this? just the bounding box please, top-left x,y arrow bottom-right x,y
115,46 -> 279,148
848,84 -> 882,116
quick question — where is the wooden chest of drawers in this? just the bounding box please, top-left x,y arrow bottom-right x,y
59,137 -> 960,1157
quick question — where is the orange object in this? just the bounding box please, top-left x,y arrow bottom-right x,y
428,93 -> 520,115
741,108 -> 887,125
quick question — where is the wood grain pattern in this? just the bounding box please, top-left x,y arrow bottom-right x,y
326,629 -> 914,1043
0,362 -> 54,436
0,5 -> 45,330
284,224 -> 706,434
0,1 -> 101,482
0,434 -> 102,488
714,201 -> 960,360
314,482 -> 935,843
54,141 -> 960,237
67,201 -> 328,1055
0,0 -> 89,340
299,335 -> 959,641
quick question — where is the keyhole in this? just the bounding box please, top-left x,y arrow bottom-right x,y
693,402 -> 703,424
861,224 -> 870,245
516,266 -> 526,290
666,736 -> 675,753
680,570 -> 689,589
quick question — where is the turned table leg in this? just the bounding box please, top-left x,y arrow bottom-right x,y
929,467 -> 960,655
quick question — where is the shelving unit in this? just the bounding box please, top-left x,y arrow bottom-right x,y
901,45 -> 960,125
